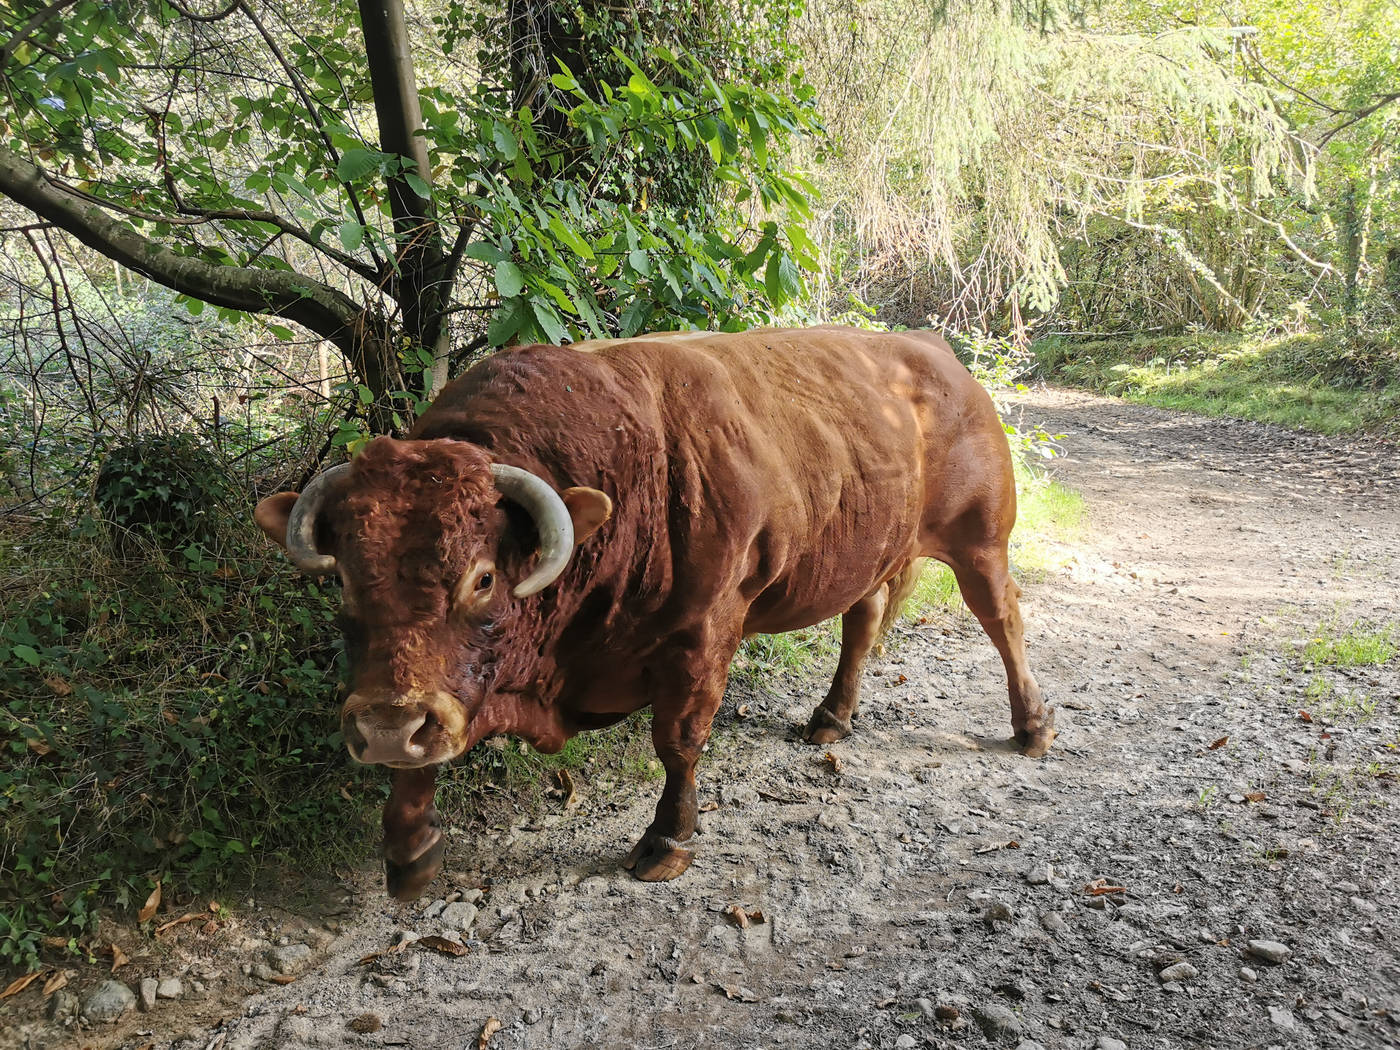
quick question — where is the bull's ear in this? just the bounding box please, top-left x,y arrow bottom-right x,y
253,492 -> 300,551
560,487 -> 612,545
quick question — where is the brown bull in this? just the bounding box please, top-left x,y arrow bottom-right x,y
255,326 -> 1054,899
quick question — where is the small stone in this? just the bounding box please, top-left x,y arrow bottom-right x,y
984,901 -> 1014,923
267,943 -> 313,975
1040,912 -> 1068,935
896,1036 -> 917,1049
192,980 -> 206,994
440,901 -> 478,931
1015,1042 -> 1047,1050
972,1003 -> 1021,1042
81,980 -> 136,1023
1024,864 -> 1052,886
392,929 -> 421,948
421,898 -> 448,920
47,988 -> 80,1023
156,977 -> 183,999
935,1004 -> 960,1021
252,962 -> 274,981
139,977 -> 158,1012
347,1013 -> 382,1034
522,1006 -> 544,1025
1269,1005 -> 1296,1029
1096,1038 -> 1127,1050
916,997 -> 936,1019
1239,967 -> 1257,983
1158,962 -> 1199,983
1245,939 -> 1291,964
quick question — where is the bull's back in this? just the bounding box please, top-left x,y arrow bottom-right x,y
593,327 -> 1001,634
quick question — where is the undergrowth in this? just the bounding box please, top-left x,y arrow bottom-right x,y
1033,331 -> 1400,435
0,512 -> 379,970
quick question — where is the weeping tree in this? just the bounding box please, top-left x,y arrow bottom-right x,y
798,0 -> 1307,333
0,0 -> 817,444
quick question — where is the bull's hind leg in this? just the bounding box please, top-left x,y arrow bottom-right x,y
804,585 -> 891,745
945,542 -> 1055,757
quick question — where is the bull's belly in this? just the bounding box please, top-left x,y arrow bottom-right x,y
740,546 -> 913,636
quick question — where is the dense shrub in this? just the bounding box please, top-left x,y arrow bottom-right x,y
0,507 -> 383,970
94,434 -> 236,551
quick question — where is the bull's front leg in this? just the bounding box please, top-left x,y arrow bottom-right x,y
382,766 -> 445,901
623,663 -> 726,882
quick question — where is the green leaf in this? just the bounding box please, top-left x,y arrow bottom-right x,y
488,297 -> 527,346
337,220 -> 363,253
548,216 -> 594,260
335,148 -> 381,182
10,644 -> 40,667
403,172 -> 431,199
492,121 -> 519,161
463,242 -> 508,264
494,261 -> 526,297
531,300 -> 568,344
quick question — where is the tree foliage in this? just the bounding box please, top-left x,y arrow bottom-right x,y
1,0 -> 818,443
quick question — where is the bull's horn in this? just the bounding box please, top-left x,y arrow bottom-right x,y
285,462 -> 352,575
490,463 -> 574,597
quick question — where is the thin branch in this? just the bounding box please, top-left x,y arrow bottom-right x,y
0,0 -> 79,70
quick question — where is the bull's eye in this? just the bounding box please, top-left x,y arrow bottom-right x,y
477,572 -> 493,591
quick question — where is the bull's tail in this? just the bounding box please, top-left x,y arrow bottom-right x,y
877,557 -> 929,640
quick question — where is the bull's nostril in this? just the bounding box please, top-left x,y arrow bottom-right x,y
409,710 -> 439,751
345,721 -> 368,760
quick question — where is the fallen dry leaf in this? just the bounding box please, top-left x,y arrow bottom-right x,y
723,905 -> 751,929
1,971 -> 44,1000
357,952 -> 384,966
44,675 -> 72,697
713,982 -> 760,1003
1245,791 -> 1267,803
823,751 -> 844,774
555,768 -> 578,808
25,738 -> 53,756
477,1016 -> 502,1048
737,703 -> 751,718
208,900 -> 220,913
155,912 -> 203,935
267,974 -> 296,985
419,936 -> 470,957
1299,710 -> 1313,723
138,882 -> 161,923
698,800 -> 719,813
109,943 -> 129,973
42,970 -> 68,995
1208,736 -> 1229,750
1083,879 -> 1127,896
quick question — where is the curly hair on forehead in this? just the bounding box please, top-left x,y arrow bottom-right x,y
342,437 -> 501,592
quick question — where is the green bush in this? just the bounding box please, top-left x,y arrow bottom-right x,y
94,434 -> 236,551
0,508 -> 383,970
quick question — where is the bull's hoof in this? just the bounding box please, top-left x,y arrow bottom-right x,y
623,833 -> 694,882
384,827 -> 445,901
803,705 -> 852,746
1015,706 -> 1057,759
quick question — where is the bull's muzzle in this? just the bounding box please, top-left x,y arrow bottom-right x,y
341,689 -> 464,768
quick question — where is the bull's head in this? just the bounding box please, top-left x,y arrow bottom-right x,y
253,437 -> 610,897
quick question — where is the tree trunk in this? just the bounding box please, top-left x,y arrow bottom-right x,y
358,0 -> 452,408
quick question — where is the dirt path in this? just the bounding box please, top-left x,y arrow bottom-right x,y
27,389 -> 1400,1050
